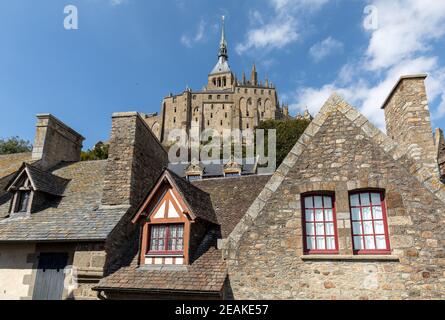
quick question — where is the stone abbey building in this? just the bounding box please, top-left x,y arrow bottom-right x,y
143,18 -> 289,144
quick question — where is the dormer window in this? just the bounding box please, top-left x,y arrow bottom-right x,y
132,170 -> 218,267
7,163 -> 69,217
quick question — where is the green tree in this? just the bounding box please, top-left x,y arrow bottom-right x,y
0,136 -> 32,155
81,142 -> 109,161
255,118 -> 311,167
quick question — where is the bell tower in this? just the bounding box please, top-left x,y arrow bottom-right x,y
207,16 -> 234,90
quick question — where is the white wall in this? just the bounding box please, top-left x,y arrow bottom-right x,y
0,244 -> 35,300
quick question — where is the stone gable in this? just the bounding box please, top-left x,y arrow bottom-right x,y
223,94 -> 445,300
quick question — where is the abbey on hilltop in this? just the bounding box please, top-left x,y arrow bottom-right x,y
142,17 -> 298,145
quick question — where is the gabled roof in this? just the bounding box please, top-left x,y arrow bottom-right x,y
192,174 -> 271,238
132,169 -> 218,225
223,92 -> 445,256
0,160 -> 129,242
7,163 -> 69,196
0,152 -> 33,178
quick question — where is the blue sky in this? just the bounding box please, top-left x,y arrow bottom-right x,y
1,0 -> 445,149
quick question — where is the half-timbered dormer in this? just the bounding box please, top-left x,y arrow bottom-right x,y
6,163 -> 69,216
132,169 -> 217,266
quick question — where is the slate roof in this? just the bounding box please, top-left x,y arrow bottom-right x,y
7,163 -> 70,196
166,169 -> 218,225
0,160 -> 129,242
95,247 -> 227,295
192,174 -> 271,237
0,152 -> 32,178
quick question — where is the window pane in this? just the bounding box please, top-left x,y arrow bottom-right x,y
354,236 -> 364,250
306,237 -> 315,249
363,221 -> 373,234
158,239 -> 164,250
314,196 -> 323,208
315,209 -> 324,221
374,220 -> 384,234
362,207 -> 372,220
351,207 -> 361,220
326,237 -> 336,250
360,193 -> 370,206
304,197 -> 313,209
316,223 -> 325,235
325,209 -> 333,221
376,236 -> 387,249
326,223 -> 335,236
306,223 -> 315,235
350,194 -> 360,206
323,196 -> 332,208
371,193 -> 381,205
364,236 -> 375,250
352,222 -> 362,235
316,237 -> 326,249
305,210 -> 314,222
373,206 -> 383,219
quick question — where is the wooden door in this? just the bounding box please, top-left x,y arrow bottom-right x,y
32,253 -> 68,300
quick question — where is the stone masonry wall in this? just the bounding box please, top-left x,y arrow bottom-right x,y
224,101 -> 445,299
31,114 -> 84,170
155,85 -> 279,144
102,112 -> 168,207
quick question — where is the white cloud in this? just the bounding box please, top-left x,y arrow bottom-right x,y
110,0 -> 126,6
309,37 -> 343,62
181,20 -> 206,48
288,0 -> 445,130
366,0 -> 445,70
236,19 -> 298,54
236,0 -> 329,54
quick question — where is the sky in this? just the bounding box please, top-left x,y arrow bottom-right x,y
1,0 -> 445,149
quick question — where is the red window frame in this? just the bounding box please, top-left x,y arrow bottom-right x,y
349,191 -> 391,255
302,193 -> 339,254
148,224 -> 184,255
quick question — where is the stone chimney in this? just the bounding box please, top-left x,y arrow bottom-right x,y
101,112 -> 168,207
31,114 -> 84,170
381,74 -> 439,178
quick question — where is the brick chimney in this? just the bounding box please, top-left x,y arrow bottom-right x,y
101,112 -> 168,207
31,114 -> 84,170
381,75 -> 439,178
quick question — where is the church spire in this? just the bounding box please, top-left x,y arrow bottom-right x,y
251,63 -> 258,86
218,16 -> 228,61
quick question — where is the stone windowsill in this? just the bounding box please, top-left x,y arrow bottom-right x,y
300,254 -> 400,262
